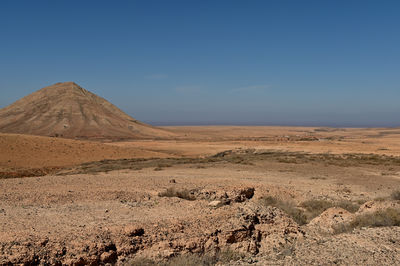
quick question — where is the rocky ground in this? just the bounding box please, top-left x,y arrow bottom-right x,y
1,149 -> 399,265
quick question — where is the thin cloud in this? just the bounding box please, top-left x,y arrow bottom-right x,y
231,85 -> 270,93
145,74 -> 168,80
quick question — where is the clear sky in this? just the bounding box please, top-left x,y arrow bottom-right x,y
1,0 -> 399,127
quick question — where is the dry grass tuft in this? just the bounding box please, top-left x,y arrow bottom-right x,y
129,249 -> 245,266
300,199 -> 360,219
259,196 -> 307,225
334,208 -> 400,234
165,253 -> 215,266
158,188 -> 196,201
217,248 -> 247,263
300,199 -> 334,219
310,176 -> 327,180
391,190 -> 400,200
130,257 -> 158,266
352,208 -> 400,227
260,197 -> 361,225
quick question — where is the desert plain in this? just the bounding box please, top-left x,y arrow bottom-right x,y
1,125 -> 400,265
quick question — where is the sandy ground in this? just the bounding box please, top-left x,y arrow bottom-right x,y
1,126 -> 400,265
112,126 -> 400,157
0,133 -> 170,171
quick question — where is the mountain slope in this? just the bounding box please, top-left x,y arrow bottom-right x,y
0,82 -> 174,140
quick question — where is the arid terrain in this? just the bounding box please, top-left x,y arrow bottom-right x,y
0,84 -> 399,265
1,126 -> 400,265
3,0 -> 400,264
0,82 -> 174,140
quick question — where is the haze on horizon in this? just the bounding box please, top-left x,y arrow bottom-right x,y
1,0 -> 399,127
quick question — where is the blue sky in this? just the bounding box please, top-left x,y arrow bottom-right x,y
1,0 -> 399,127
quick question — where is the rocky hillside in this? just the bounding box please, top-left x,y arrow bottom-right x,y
0,82 -> 174,140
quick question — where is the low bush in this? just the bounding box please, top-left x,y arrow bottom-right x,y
130,257 -> 158,266
129,249 -> 244,266
310,176 -> 327,180
352,208 -> 400,228
217,248 -> 246,263
334,208 -> 400,234
260,197 -> 361,225
335,200 -> 360,213
300,199 -> 360,219
391,190 -> 400,200
300,199 -> 333,219
158,188 -> 196,201
166,253 -> 215,266
259,196 -> 307,225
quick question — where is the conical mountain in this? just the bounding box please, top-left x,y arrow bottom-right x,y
0,82 -> 174,140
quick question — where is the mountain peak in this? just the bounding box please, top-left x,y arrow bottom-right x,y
0,83 -> 174,140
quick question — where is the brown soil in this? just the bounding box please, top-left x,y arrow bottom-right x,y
0,133 -> 169,174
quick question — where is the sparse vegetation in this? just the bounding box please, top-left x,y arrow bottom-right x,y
300,199 -> 360,219
260,197 -> 361,225
158,187 -> 196,201
310,176 -> 327,180
130,257 -> 159,266
341,187 -> 352,194
57,149 -> 400,177
374,197 -> 387,202
334,208 -> 400,234
391,190 -> 400,200
356,199 -> 368,205
335,200 -> 361,213
165,253 -> 215,266
217,248 -> 247,263
129,249 -> 245,266
300,199 -> 335,219
259,196 -> 307,225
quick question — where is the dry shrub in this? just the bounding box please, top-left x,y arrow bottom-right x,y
276,157 -> 299,164
166,253 -> 215,266
391,190 -> 400,200
335,200 -> 360,213
374,197 -> 387,202
356,199 -> 368,205
158,188 -> 196,201
259,196 -> 307,225
300,199 -> 360,220
260,197 -> 361,225
129,257 -> 157,266
334,208 -> 400,234
129,249 -> 244,266
352,208 -> 400,227
310,176 -> 327,180
217,248 -> 246,263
